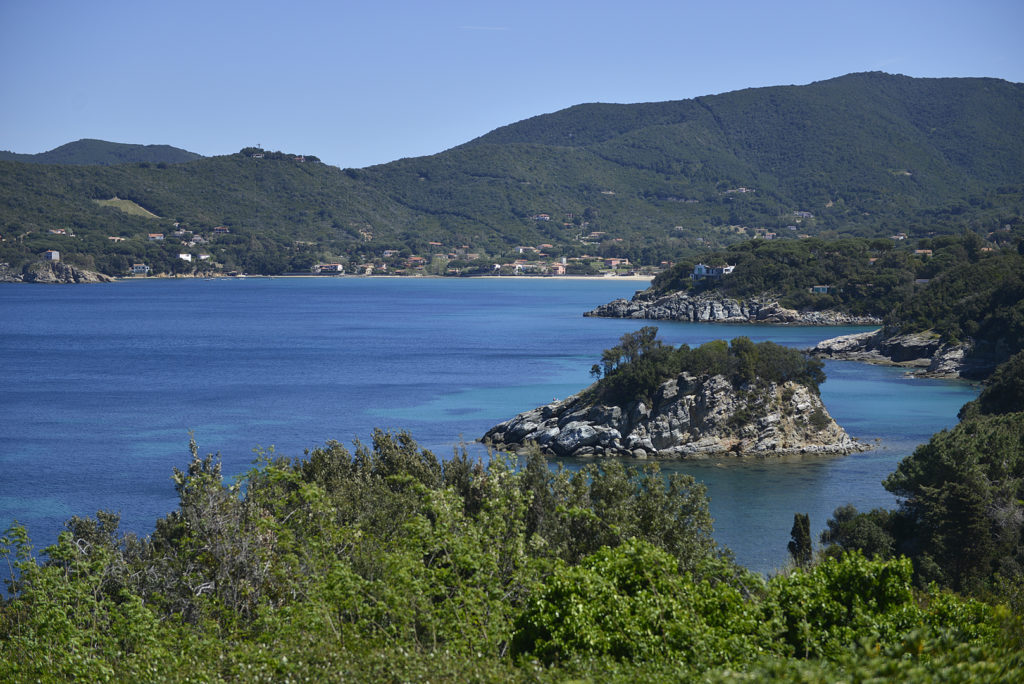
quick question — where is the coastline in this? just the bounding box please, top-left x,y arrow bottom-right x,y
109,273 -> 657,283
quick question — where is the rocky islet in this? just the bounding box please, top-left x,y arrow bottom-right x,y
483,372 -> 866,460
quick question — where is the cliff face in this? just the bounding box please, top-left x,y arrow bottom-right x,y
1,261 -> 114,284
585,290 -> 882,326
483,373 -> 866,459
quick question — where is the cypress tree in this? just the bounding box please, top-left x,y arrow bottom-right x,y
788,512 -> 813,567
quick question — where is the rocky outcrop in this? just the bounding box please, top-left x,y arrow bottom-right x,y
483,374 -> 866,459
809,329 -> 988,378
1,261 -> 114,284
585,290 -> 882,326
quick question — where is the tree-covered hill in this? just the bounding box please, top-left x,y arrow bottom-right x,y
463,72 -> 1024,216
0,139 -> 202,166
1,73 -> 1022,276
630,232 -> 1024,372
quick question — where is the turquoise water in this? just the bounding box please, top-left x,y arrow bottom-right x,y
0,277 -> 978,573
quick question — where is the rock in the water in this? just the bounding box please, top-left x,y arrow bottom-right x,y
809,328 -> 984,379
11,261 -> 114,284
585,290 -> 882,326
483,373 -> 867,460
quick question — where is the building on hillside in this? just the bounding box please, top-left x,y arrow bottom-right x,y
148,233 -> 164,241
604,258 -> 630,269
691,263 -> 735,280
132,263 -> 150,275
213,226 -> 231,235
43,250 -> 60,262
178,253 -> 192,262
108,236 -> 126,242
810,285 -> 830,294
317,263 -> 344,274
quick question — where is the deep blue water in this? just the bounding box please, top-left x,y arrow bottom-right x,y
0,277 -> 978,573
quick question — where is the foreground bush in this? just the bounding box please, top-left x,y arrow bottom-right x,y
2,432 -> 1020,681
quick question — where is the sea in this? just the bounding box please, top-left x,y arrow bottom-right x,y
0,277 -> 979,574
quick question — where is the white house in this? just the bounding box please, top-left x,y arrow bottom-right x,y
691,263 -> 735,280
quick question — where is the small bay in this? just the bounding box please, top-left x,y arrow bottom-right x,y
0,277 -> 978,573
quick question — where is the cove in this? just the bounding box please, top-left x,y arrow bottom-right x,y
0,277 -> 978,573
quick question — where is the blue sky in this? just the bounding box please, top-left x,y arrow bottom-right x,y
1,0 -> 1021,168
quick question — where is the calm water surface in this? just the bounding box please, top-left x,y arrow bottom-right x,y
0,278 -> 978,573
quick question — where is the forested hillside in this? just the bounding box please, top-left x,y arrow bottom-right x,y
645,231 -> 1024,369
1,73 -> 1022,276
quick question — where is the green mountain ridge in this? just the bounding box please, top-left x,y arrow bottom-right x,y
1,73 -> 1022,276
0,138 -> 202,166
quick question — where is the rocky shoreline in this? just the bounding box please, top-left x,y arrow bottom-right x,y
1,261 -> 114,284
483,373 -> 867,460
584,290 -> 882,326
809,329 -> 991,379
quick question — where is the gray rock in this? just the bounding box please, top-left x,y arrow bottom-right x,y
482,372 -> 868,460
18,261 -> 114,284
585,291 -> 882,326
810,329 -> 975,378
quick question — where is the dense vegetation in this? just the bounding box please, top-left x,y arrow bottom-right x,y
648,231 -> 1024,367
888,244 -> 1024,352
2,431 -> 1021,681
2,73 -> 1022,276
589,327 -> 825,406
821,350 -> 1024,608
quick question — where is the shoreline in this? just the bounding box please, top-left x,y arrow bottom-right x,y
109,273 -> 656,283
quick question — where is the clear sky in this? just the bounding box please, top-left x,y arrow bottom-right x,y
1,0 -> 1021,169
